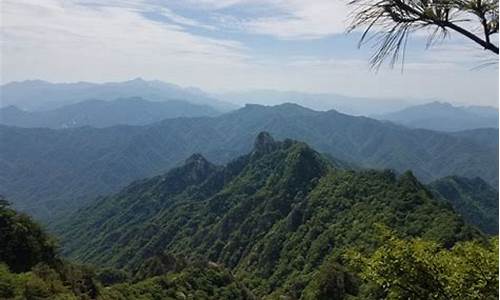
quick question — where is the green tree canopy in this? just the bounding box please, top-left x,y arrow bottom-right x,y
347,228 -> 498,299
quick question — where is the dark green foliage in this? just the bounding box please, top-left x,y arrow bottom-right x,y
132,253 -> 186,282
429,176 -> 499,234
101,262 -> 255,300
0,199 -> 251,299
58,133 -> 482,299
301,259 -> 358,300
0,200 -> 100,299
96,267 -> 129,286
1,103 -> 497,221
0,198 -> 57,272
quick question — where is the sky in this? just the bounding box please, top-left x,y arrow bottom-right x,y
1,0 -> 498,106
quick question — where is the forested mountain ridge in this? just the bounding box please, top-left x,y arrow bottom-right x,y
0,199 -> 255,299
430,176 -> 499,234
0,97 -> 220,128
0,199 -> 100,299
1,103 -> 497,221
57,133 -> 485,299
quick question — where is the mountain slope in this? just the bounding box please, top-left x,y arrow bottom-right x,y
1,78 -> 235,111
1,104 -> 497,220
0,97 -> 220,128
0,199 -> 252,299
429,176 -> 499,234
374,101 -> 499,131
100,262 -> 255,300
0,200 -> 101,299
449,128 -> 499,149
57,133 -> 480,299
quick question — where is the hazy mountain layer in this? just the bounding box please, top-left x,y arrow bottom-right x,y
0,97 -> 220,128
375,101 -> 498,131
1,78 -> 235,112
217,89 -> 413,115
449,128 -> 499,149
1,103 -> 497,220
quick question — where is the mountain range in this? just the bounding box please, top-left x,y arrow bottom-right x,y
2,134 -> 496,299
55,133 -> 486,299
0,97 -> 220,128
374,101 -> 499,131
0,198 -> 252,299
217,89 -> 415,116
1,103 -> 497,221
3,79 -> 497,132
0,78 -> 235,112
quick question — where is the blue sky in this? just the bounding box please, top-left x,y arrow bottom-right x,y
1,0 -> 498,106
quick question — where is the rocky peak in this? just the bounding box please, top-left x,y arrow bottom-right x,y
185,153 -> 209,166
253,132 -> 279,155
182,153 -> 215,180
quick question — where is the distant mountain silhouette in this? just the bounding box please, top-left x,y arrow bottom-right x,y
1,103 -> 497,220
0,97 -> 220,128
216,89 -> 413,115
374,101 -> 498,131
1,78 -> 235,112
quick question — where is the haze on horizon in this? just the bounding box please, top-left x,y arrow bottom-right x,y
1,0 -> 499,107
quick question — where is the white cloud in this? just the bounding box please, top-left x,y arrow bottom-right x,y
1,0 -> 248,82
241,0 -> 350,39
158,7 -> 216,30
1,0 -> 498,106
183,0 -> 350,39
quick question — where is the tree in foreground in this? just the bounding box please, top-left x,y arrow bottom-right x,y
348,0 -> 499,69
346,228 -> 498,299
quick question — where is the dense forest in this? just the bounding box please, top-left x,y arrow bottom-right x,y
33,133 -> 496,299
430,176 -> 499,234
3,0 -> 499,298
0,198 -> 254,299
1,104 -> 497,221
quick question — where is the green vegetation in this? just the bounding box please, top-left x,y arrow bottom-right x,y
0,197 -> 57,273
0,199 -> 253,299
0,199 -> 99,299
0,262 -> 100,300
56,133 -> 492,299
430,176 -> 499,234
346,228 -> 498,299
101,262 -> 255,300
1,103 -> 497,221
